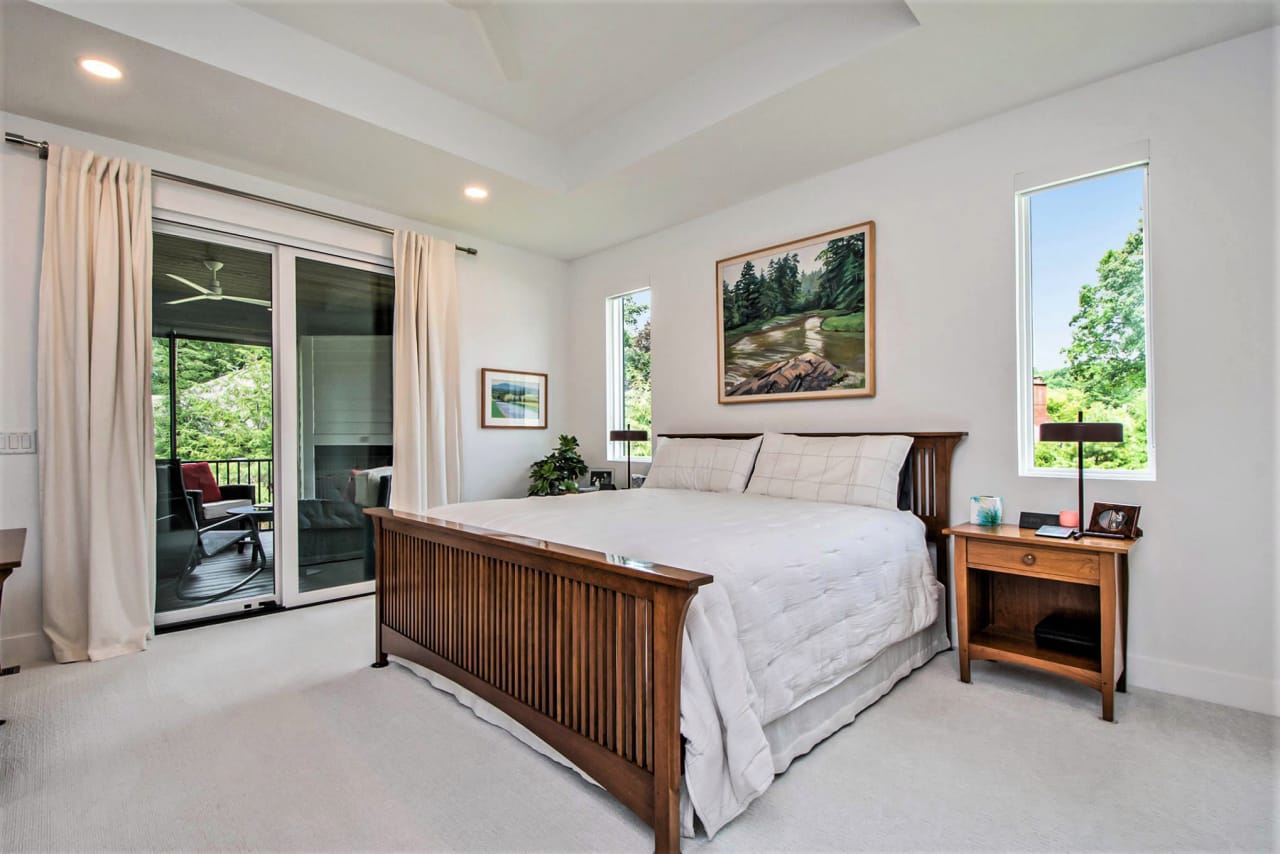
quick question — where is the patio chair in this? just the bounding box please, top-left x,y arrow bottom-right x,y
180,461 -> 255,526
158,460 -> 265,602
157,459 -> 200,582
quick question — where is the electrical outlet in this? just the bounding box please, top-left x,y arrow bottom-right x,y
0,431 -> 37,455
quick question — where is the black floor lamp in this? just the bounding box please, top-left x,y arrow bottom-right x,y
1038,411 -> 1123,539
609,424 -> 649,488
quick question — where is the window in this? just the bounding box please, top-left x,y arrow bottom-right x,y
606,288 -> 652,461
1016,162 -> 1154,478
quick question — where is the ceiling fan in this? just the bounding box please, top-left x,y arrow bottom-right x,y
165,260 -> 270,309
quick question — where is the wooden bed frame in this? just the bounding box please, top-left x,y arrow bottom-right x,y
367,431 -> 965,852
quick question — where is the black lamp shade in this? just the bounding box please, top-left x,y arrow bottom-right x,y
1039,421 -> 1124,443
1036,413 -> 1124,540
609,429 -> 649,442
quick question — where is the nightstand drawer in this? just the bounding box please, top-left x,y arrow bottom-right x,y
968,540 -> 1099,582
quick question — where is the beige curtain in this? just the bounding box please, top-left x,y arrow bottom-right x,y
390,230 -> 462,512
38,145 -> 155,662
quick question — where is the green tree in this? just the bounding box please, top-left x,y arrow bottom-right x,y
815,234 -> 866,312
1036,225 -> 1149,471
721,280 -> 738,330
1064,227 -> 1146,406
772,252 -> 801,314
1034,388 -> 1149,470
736,260 -> 763,324
152,338 -> 274,461
152,338 -> 172,458
621,293 -> 652,458
762,257 -> 779,317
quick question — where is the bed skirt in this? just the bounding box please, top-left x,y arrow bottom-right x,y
391,612 -> 949,839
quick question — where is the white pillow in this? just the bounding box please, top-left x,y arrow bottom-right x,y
745,433 -> 912,510
643,436 -> 764,493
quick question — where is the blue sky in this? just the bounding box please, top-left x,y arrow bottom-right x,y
1030,166 -> 1145,371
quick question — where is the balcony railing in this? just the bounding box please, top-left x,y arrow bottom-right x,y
184,457 -> 274,505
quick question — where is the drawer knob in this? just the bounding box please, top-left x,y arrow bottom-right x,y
1022,553 -> 1037,566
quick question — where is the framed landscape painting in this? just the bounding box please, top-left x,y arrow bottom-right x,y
480,368 -> 547,429
716,221 -> 875,403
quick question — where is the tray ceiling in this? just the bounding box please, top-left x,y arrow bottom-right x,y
3,0 -> 1276,258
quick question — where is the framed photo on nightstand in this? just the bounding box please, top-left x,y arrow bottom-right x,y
1086,502 -> 1142,539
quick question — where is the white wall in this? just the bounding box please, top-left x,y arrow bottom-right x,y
566,30 -> 1278,714
0,113 -> 570,664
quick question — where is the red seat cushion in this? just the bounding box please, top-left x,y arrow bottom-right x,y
181,462 -> 222,503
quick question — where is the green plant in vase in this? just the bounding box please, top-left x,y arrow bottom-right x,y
528,434 -> 589,496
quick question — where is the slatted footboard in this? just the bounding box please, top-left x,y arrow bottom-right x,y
366,508 -> 712,853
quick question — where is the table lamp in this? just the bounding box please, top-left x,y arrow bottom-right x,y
609,424 -> 649,489
1038,411 -> 1123,539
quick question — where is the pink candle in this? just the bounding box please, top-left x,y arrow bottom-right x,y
1059,510 -> 1080,528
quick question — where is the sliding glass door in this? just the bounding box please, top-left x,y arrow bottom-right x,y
278,250 -> 395,604
153,225 -> 394,624
153,228 -> 278,624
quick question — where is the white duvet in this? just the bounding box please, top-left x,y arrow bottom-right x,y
423,488 -> 941,838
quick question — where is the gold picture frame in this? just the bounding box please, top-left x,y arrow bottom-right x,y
716,221 -> 875,403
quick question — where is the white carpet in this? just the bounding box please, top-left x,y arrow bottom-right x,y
1,597 -> 1274,852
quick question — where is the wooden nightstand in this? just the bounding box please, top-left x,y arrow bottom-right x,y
943,523 -> 1138,721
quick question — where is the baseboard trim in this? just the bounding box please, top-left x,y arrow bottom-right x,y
1,630 -> 52,666
1129,653 -> 1278,717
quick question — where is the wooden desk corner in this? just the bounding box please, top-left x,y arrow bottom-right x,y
0,527 -> 28,726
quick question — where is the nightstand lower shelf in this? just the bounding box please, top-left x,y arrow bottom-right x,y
969,626 -> 1103,689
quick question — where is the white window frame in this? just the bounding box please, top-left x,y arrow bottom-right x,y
1014,150 -> 1156,481
605,287 -> 651,463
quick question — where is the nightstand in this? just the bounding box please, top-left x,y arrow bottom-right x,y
943,523 -> 1138,721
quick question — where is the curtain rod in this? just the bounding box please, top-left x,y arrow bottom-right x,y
4,132 -> 479,256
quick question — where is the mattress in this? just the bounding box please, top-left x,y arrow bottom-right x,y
415,488 -> 943,838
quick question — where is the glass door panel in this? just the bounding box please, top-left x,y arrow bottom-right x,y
152,229 -> 277,623
292,255 -> 394,597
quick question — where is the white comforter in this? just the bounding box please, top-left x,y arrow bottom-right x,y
424,488 -> 940,837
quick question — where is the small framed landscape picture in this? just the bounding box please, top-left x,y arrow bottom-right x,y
480,368 -> 547,429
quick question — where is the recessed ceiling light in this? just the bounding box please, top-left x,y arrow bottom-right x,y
464,185 -> 489,201
79,57 -> 123,80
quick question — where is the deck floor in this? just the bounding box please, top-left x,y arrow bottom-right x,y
156,532 -> 369,615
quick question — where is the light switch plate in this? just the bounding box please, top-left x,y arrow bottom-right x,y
0,431 -> 37,455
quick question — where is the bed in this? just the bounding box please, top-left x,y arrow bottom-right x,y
367,431 -> 965,851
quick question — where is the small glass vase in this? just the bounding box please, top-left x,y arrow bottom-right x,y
969,495 -> 1004,527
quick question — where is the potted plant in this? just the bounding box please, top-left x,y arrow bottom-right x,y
528,434 -> 589,496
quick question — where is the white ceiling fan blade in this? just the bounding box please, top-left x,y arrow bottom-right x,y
166,295 -> 208,305
166,273 -> 211,294
224,296 -> 272,308
452,1 -> 523,82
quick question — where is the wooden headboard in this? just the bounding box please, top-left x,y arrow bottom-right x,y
657,432 -> 967,543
